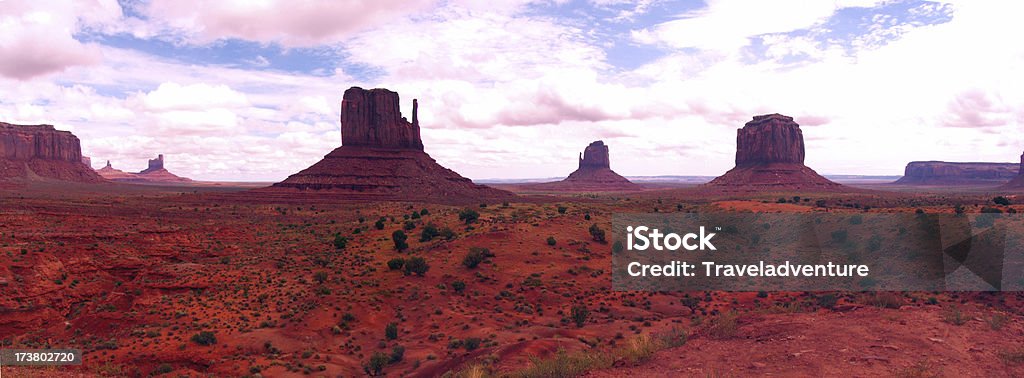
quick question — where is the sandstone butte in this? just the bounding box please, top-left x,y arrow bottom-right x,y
0,122 -> 104,183
895,161 -> 1019,185
1001,151 -> 1024,189
526,140 -> 640,191
265,87 -> 514,202
98,154 -> 194,184
707,114 -> 843,190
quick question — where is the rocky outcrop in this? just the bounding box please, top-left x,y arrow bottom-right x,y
895,161 -> 1019,185
341,88 -> 423,150
266,87 -> 513,203
525,141 -> 639,192
0,122 -> 104,182
707,114 -> 842,190
97,155 -> 192,184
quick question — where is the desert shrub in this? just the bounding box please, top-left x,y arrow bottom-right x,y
451,280 -> 466,293
588,224 -> 606,243
571,305 -> 589,328
411,211 -> 421,219
462,247 -> 493,269
333,234 -> 348,250
385,322 -> 398,340
999,347 -> 1024,364
390,345 -> 405,363
191,331 -> 217,346
464,337 -> 482,351
942,305 -> 967,326
392,230 -> 409,251
387,258 -> 405,270
849,214 -> 863,225
459,208 -> 480,224
706,311 -> 739,339
153,363 -> 173,375
986,313 -> 1008,330
993,196 -> 1012,206
313,271 -> 328,284
865,292 -> 903,309
816,294 -> 838,309
557,205 -> 567,214
981,206 -> 1003,214
420,208 -> 430,216
403,256 -> 429,276
584,213 -> 591,220
516,349 -> 612,378
440,227 -> 457,241
364,352 -> 389,376
420,223 -> 440,242
403,221 -> 416,230
374,218 -> 386,230
657,327 -> 688,348
546,236 -> 557,246
830,229 -> 848,243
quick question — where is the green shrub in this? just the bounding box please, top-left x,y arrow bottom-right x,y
403,256 -> 429,276
390,345 -> 405,363
588,224 -> 606,243
385,322 -> 398,340
374,218 -> 386,230
459,208 -> 480,224
546,236 -> 557,246
387,258 -> 405,270
451,280 -> 466,293
392,230 -> 408,251
994,196 -> 1011,206
571,305 -> 589,328
557,205 -> 567,214
191,331 -> 217,346
462,247 -> 493,269
364,352 -> 389,376
332,234 -> 348,249
420,223 -> 440,242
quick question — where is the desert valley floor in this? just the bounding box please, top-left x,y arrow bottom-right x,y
1,182 -> 1023,377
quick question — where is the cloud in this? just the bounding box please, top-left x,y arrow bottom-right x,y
631,0 -> 887,52
140,0 -> 436,47
0,0 -> 122,79
133,82 -> 250,111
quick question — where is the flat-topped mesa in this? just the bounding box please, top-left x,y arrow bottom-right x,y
708,114 -> 842,190
578,141 -> 611,170
340,87 -> 423,150
895,161 -> 1019,185
735,113 -> 805,167
0,122 -> 103,182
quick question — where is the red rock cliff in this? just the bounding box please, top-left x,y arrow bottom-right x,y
340,87 -> 423,150
1,122 -> 84,162
578,141 -> 611,170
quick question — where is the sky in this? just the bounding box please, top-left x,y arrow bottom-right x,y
1,0 -> 1022,181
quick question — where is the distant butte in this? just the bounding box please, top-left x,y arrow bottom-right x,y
264,87 -> 514,202
1001,151 -> 1024,189
97,154 -> 193,184
707,114 -> 843,190
0,122 -> 104,183
526,140 -> 640,191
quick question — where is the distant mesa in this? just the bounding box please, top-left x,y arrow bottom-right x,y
707,114 -> 843,190
0,122 -> 104,183
265,87 -> 513,202
97,154 -> 193,184
895,161 -> 1019,185
525,140 -> 640,191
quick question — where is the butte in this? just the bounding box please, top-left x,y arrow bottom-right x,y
526,140 -> 640,191
0,122 -> 103,183
706,114 -> 843,191
264,87 -> 514,203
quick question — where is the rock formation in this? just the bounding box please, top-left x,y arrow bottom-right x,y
1002,151 -> 1024,188
97,155 -> 192,184
525,141 -> 640,191
707,114 -> 842,190
0,122 -> 104,182
895,161 -> 1019,185
266,87 -> 513,202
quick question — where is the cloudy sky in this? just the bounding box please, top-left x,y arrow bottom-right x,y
1,0 -> 1022,181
